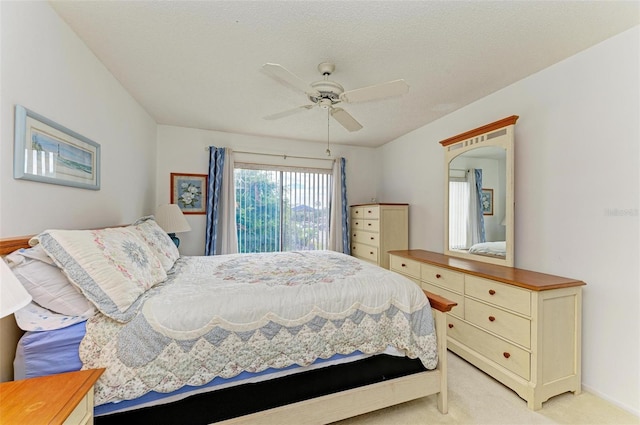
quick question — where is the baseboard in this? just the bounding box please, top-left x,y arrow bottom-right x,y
580,383 -> 640,418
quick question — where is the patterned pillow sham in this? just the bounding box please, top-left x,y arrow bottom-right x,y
131,216 -> 180,271
31,227 -> 167,323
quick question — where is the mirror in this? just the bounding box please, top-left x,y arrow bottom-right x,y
441,116 -> 518,267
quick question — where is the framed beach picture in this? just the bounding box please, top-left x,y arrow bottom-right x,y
481,188 -> 494,215
14,105 -> 100,190
171,173 -> 208,214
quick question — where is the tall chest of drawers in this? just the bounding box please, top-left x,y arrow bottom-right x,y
388,249 -> 585,410
349,203 -> 408,269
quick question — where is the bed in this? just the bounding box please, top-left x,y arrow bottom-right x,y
468,241 -> 506,258
0,218 -> 455,424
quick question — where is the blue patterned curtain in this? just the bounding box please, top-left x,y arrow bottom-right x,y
205,147 -> 225,255
339,158 -> 350,254
467,168 -> 486,245
329,157 -> 349,253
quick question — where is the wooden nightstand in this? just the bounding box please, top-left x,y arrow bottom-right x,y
0,369 -> 104,424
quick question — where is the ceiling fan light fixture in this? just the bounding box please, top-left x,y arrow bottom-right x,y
261,61 -> 408,134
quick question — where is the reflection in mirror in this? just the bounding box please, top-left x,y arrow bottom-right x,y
440,116 -> 517,267
449,147 -> 506,256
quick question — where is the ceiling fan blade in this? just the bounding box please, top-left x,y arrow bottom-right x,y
262,63 -> 321,97
331,108 -> 363,132
340,79 -> 409,103
263,105 -> 314,120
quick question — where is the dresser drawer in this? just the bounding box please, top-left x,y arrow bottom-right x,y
421,264 -> 464,293
389,255 -> 420,279
351,243 -> 378,263
465,276 -> 531,316
465,298 -> 530,348
422,282 -> 464,319
352,230 -> 379,246
362,205 -> 380,219
351,207 -> 364,218
448,315 -> 530,380
352,219 -> 379,232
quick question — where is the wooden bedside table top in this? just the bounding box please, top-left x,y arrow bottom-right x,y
0,369 -> 104,424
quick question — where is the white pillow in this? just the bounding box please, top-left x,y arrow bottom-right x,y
5,245 -> 96,317
131,216 -> 180,271
14,301 -> 91,331
31,226 -> 167,323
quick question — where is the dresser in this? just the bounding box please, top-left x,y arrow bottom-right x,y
388,249 -> 585,410
349,203 -> 408,269
0,369 -> 104,424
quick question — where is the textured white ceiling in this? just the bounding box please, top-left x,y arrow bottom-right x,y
50,1 -> 639,148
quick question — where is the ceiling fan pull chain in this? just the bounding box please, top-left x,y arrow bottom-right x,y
326,108 -> 331,156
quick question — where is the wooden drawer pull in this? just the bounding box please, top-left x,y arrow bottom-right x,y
355,210 -> 359,214
401,263 -> 407,267
489,289 -> 496,295
353,233 -> 357,237
503,352 -> 511,359
369,251 -> 374,255
370,237 -> 375,240
488,316 -> 496,322
436,274 -> 442,279
448,324 -> 454,329
355,222 -> 360,226
367,223 -> 372,226
367,210 -> 372,213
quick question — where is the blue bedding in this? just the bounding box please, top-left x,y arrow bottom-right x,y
14,321 -> 85,380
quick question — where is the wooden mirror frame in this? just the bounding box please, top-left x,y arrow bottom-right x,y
440,116 -> 518,267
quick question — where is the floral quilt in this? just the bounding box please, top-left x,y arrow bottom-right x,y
80,251 -> 438,406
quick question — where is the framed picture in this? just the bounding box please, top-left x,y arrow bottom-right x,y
481,188 -> 494,215
171,173 -> 208,214
14,105 -> 100,190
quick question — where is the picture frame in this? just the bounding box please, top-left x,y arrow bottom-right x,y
481,188 -> 494,215
171,173 -> 208,214
14,105 -> 100,190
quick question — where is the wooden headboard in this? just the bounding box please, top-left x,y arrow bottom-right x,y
0,235 -> 33,256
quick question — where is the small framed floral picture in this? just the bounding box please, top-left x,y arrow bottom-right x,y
481,188 -> 494,216
171,173 -> 208,214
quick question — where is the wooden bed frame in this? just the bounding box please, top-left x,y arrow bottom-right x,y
0,235 -> 456,424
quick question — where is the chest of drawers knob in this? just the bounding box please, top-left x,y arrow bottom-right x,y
489,316 -> 496,322
489,289 -> 496,295
436,274 -> 442,279
448,323 -> 454,328
503,352 -> 511,359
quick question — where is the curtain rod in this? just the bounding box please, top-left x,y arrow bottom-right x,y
206,146 -> 335,162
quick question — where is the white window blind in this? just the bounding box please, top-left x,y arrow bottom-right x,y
234,164 -> 332,253
449,179 -> 470,250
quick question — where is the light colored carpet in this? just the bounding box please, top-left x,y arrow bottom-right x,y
334,352 -> 639,425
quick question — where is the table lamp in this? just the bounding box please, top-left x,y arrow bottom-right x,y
155,204 -> 192,247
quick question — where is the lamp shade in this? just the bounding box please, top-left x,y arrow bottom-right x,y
155,204 -> 192,234
0,258 -> 32,318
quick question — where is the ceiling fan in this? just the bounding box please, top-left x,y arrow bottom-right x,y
261,62 -> 409,132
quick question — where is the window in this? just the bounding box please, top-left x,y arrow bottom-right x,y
234,165 -> 332,253
449,180 -> 470,250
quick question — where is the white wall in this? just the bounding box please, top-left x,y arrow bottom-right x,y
0,2 -> 157,237
157,125 -> 380,256
380,26 -> 639,414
